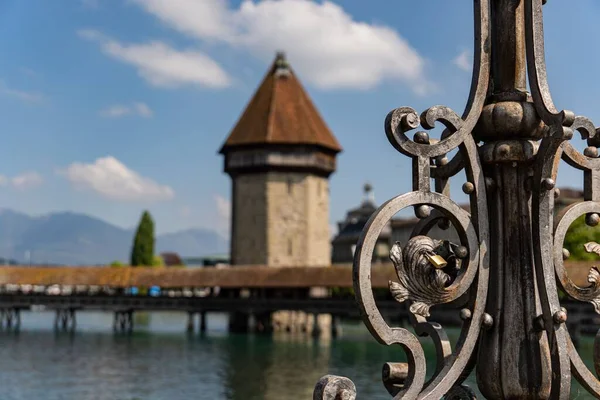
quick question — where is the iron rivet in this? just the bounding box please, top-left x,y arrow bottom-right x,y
542,178 -> 555,190
482,313 -> 493,330
460,308 -> 472,321
414,131 -> 430,144
415,205 -> 431,219
553,310 -> 567,324
455,246 -> 469,259
435,156 -> 448,166
437,218 -> 450,230
584,146 -> 599,158
462,182 -> 475,194
586,213 -> 600,227
554,188 -> 560,198
562,248 -> 570,260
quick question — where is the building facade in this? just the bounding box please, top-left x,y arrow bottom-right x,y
331,183 -> 391,264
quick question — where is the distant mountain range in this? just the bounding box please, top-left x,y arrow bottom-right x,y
0,209 -> 228,265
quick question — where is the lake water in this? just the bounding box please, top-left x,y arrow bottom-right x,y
0,311 -> 595,399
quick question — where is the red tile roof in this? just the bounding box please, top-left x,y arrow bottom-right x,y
220,52 -> 342,154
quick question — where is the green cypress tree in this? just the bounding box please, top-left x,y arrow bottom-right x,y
130,210 -> 155,266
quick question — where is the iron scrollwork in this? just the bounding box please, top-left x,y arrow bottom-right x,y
389,236 -> 468,318
312,0 -> 600,398
314,0 -> 490,398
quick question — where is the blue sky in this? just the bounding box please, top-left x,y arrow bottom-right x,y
0,0 -> 599,237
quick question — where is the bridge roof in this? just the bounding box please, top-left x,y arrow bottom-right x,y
0,262 -> 591,288
0,265 -> 391,288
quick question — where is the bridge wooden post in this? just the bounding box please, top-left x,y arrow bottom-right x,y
113,310 -> 134,334
331,315 -> 340,338
126,310 -> 133,333
54,309 -> 76,332
186,311 -> 195,333
199,311 -> 207,334
311,313 -> 322,338
14,309 -> 21,330
1,308 -> 20,331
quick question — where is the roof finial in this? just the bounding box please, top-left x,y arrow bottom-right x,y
274,51 -> 290,77
363,182 -> 375,205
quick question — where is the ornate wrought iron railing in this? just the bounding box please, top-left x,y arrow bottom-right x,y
313,0 -> 600,398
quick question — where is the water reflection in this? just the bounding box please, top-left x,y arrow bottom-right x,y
0,311 -> 594,399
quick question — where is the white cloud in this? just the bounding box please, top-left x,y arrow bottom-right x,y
11,172 -> 43,190
100,105 -> 130,118
0,81 -> 44,104
108,0 -> 431,93
78,29 -> 231,89
134,102 -> 153,117
100,102 -> 153,118
453,49 -> 472,72
62,156 -> 174,202
132,0 -> 233,42
0,172 -> 43,190
214,194 -> 231,239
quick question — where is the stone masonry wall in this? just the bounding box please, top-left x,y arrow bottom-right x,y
266,172 -> 330,267
231,172 -> 330,267
231,174 -> 268,265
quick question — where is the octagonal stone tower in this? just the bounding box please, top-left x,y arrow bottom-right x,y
220,52 -> 342,268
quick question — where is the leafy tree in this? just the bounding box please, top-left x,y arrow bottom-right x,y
130,210 -> 155,266
151,255 -> 165,268
110,260 -> 124,268
564,215 -> 600,260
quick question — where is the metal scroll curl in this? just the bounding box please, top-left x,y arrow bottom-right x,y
554,202 -> 600,312
533,112 -> 600,397
313,0 -> 491,397
352,191 -> 486,400
552,202 -> 600,395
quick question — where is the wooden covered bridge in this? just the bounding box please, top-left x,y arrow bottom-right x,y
0,263 -> 596,340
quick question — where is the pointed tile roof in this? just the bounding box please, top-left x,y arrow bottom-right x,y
219,52 -> 342,154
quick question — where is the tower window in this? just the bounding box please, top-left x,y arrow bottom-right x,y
287,178 -> 293,195
288,238 -> 293,256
